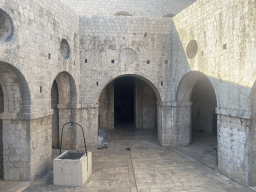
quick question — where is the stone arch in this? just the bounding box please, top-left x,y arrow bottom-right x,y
97,74 -> 162,139
176,71 -> 218,105
0,61 -> 31,181
175,71 -> 218,145
0,61 -> 31,117
97,74 -> 162,103
114,11 -> 132,16
51,71 -> 77,150
53,71 -> 77,107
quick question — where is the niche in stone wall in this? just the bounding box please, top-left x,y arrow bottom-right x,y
0,9 -> 14,42
186,40 -> 198,59
60,39 -> 70,59
120,48 -> 136,64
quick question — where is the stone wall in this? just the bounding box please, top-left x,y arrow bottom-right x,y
135,79 -> 156,129
98,82 -> 114,129
172,0 -> 256,185
61,0 -> 196,17
0,0 -> 80,117
0,0 -> 81,181
217,114 -> 249,185
79,15 -> 171,105
79,15 -> 171,146
2,119 -> 30,180
30,116 -> 52,181
78,107 -> 98,150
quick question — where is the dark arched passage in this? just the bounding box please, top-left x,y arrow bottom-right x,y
98,75 -> 159,131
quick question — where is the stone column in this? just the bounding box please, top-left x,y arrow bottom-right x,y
57,104 -> 78,150
98,82 -> 114,130
157,101 -> 192,146
77,104 -> 98,150
0,111 -> 53,181
216,107 -> 251,185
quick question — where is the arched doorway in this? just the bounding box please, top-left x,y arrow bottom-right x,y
0,61 -> 31,180
98,75 -> 158,132
51,72 -> 77,151
176,71 -> 218,168
191,76 -> 217,137
51,80 -> 59,149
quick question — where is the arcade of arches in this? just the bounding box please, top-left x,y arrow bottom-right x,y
2,0 -> 256,188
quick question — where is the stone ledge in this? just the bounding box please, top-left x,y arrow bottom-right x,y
57,104 -> 82,109
0,110 -> 53,120
215,108 -> 251,120
157,101 -> 192,107
81,103 -> 99,108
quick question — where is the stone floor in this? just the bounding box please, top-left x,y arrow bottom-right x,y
0,180 -> 30,192
23,125 -> 254,192
176,130 -> 218,169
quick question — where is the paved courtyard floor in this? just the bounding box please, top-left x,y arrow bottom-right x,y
23,125 -> 254,192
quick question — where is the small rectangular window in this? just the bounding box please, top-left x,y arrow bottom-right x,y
197,109 -> 200,119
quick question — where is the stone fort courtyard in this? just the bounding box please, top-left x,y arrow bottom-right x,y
1,0 -> 256,191
6,126 -> 256,191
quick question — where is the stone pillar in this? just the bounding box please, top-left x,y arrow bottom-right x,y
216,107 -> 251,185
98,82 -> 114,130
1,115 -> 31,181
157,101 -> 192,146
0,111 -> 53,181
30,114 -> 52,181
77,104 -> 98,150
57,104 -> 79,150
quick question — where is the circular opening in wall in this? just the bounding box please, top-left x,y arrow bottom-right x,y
0,9 -> 14,42
60,39 -> 70,59
120,48 -> 136,64
186,40 -> 198,59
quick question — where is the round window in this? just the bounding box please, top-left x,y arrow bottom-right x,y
186,40 -> 198,59
0,9 -> 14,42
60,39 -> 70,59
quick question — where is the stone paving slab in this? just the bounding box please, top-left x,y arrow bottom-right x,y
0,180 -> 30,192
22,129 -> 255,192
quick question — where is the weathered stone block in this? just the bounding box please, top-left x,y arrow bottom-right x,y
53,151 -> 92,186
